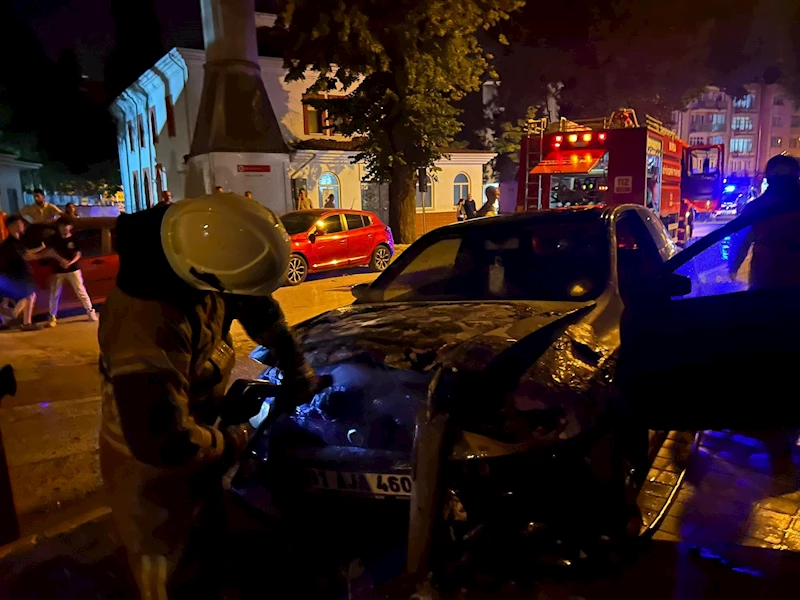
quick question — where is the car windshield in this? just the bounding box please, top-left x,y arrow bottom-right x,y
281,212 -> 321,234
374,214 -> 610,303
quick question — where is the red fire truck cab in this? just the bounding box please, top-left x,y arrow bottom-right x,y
516,110 -> 724,244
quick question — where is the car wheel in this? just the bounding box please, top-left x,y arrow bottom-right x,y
370,244 -> 391,272
286,254 -> 308,286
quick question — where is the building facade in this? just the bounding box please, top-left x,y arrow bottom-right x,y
673,84 -> 800,181
0,154 -> 41,215
110,29 -> 494,234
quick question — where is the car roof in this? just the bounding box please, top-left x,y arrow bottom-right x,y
439,206 -> 612,231
283,208 -> 375,217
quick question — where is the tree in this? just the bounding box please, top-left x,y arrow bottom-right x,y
272,0 -> 524,242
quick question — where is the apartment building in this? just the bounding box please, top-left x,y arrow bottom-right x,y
673,84 -> 800,181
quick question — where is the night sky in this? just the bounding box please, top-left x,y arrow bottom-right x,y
12,0 -> 204,81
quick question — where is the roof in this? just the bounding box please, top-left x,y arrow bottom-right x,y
292,138 -> 495,155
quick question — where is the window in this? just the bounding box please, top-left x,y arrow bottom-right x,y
128,122 -> 135,151
132,171 -> 141,212
143,169 -> 152,208
731,116 -> 753,131
137,115 -> 145,148
453,173 -> 470,205
318,172 -> 340,208
361,214 -> 372,226
345,213 -> 365,230
377,216 -> 609,303
318,214 -> 343,234
73,228 -> 103,258
710,113 -> 725,129
792,115 -> 800,128
149,107 -> 159,144
791,138 -> 800,149
302,94 -> 348,136
771,136 -> 783,148
774,96 -> 784,106
773,116 -> 784,127
733,94 -> 755,109
710,135 -> 724,145
730,138 -> 753,154
416,176 -> 432,208
303,96 -> 324,135
689,136 -> 704,146
165,94 -> 176,138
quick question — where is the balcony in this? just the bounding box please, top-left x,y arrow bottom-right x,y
729,150 -> 755,157
731,127 -> 755,134
690,99 -> 727,110
689,122 -> 727,133
733,103 -> 757,113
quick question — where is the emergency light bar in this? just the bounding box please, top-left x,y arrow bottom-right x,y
551,131 -> 608,148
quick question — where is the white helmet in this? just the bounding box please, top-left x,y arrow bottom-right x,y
161,192 -> 290,296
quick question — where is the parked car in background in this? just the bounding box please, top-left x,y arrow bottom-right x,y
280,209 -> 394,285
0,216 -> 118,321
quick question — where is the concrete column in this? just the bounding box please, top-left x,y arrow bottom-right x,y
188,0 -> 287,163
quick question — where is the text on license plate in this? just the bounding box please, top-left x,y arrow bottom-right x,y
307,469 -> 413,496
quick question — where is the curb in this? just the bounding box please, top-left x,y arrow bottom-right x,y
0,506 -> 111,561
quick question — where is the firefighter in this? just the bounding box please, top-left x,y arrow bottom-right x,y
729,153 -> 800,491
98,193 -> 320,599
730,154 -> 800,289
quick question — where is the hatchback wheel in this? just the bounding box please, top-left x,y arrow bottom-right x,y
370,244 -> 391,272
286,254 -> 308,285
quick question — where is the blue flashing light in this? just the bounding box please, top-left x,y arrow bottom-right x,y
724,185 -> 736,193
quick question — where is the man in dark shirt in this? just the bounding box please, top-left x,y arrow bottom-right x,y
46,217 -> 97,326
0,216 -> 51,330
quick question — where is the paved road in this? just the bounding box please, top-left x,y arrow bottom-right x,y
0,269 -> 378,532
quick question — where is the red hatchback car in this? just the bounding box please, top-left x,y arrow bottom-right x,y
280,209 -> 394,285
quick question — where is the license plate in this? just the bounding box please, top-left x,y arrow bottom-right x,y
307,468 -> 413,497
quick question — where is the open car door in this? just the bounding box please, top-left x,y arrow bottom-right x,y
620,203 -> 800,431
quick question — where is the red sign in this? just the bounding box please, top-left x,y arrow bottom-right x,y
237,165 -> 271,173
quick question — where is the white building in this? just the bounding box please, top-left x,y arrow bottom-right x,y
0,154 -> 41,215
110,30 -> 495,234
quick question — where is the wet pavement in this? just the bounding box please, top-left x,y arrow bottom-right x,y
0,269 -> 379,531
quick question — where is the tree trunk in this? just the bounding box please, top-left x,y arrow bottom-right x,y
388,163 -> 417,244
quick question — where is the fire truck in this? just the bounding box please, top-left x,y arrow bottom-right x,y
515,109 -> 725,244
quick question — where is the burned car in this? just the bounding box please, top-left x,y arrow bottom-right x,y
230,206 -> 685,573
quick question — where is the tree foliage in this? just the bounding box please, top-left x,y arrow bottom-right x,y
272,0 -> 524,242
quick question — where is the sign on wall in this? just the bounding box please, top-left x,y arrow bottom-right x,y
237,165 -> 271,173
614,176 -> 633,194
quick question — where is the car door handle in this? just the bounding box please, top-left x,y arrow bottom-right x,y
91,259 -> 104,265
339,240 -> 346,244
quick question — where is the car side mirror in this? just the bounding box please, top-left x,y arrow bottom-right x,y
664,272 -> 692,297
351,283 -> 373,302
308,231 -> 317,243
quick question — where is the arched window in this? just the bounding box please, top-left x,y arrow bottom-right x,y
453,173 -> 470,205
416,175 -> 432,208
318,172 -> 340,208
143,169 -> 152,208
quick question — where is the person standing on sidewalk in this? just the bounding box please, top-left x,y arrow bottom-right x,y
45,217 -> 98,326
297,188 -> 313,210
19,189 -> 62,224
98,194 -> 323,599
